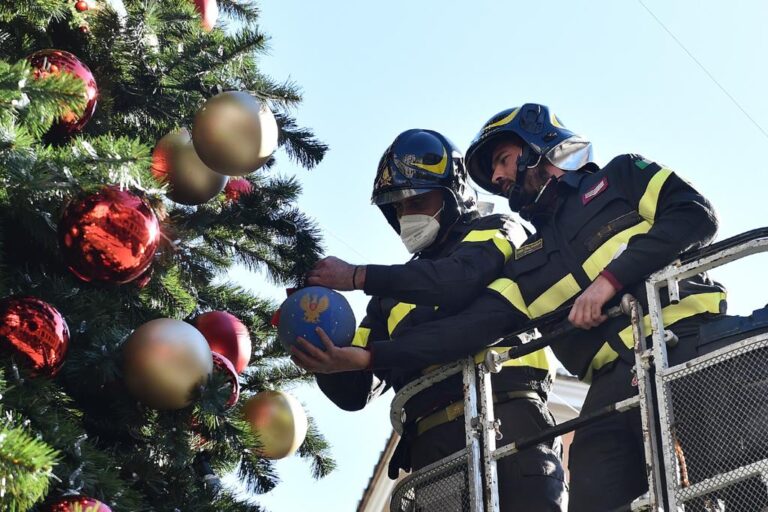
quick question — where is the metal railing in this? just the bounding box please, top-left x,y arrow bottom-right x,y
389,227 -> 768,512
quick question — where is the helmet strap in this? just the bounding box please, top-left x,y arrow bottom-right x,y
507,145 -> 540,212
520,175 -> 559,221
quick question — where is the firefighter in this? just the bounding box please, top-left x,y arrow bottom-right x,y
294,128 -> 568,511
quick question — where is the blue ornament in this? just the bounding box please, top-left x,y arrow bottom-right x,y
277,286 -> 356,351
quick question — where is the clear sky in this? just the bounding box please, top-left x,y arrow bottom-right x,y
228,1 -> 768,510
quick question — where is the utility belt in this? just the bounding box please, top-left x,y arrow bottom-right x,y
401,365 -> 551,427
414,390 -> 543,437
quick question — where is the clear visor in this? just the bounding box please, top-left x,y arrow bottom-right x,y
371,187 -> 435,206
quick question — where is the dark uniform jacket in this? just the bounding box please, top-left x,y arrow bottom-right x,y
316,212 -> 554,421
369,154 -> 725,381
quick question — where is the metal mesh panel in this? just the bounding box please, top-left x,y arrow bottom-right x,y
390,450 -> 471,512
659,334 -> 768,511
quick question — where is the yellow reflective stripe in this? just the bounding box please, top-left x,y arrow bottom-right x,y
590,292 -> 726,375
582,221 -> 652,280
412,147 -> 448,175
638,168 -> 672,222
528,274 -> 580,319
590,342 -> 621,373
485,108 -> 520,131
474,346 -> 553,371
462,229 -> 514,262
351,327 -> 371,348
387,302 -> 416,336
617,291 -> 726,349
488,278 -> 530,318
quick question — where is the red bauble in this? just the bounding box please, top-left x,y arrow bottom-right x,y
224,178 -> 253,202
193,311 -> 251,373
211,351 -> 240,408
193,0 -> 218,31
50,496 -> 112,512
0,297 -> 69,376
75,0 -> 89,11
134,267 -> 153,289
27,49 -> 98,134
59,186 -> 160,284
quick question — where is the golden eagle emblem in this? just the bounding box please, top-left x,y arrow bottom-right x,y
300,294 -> 329,323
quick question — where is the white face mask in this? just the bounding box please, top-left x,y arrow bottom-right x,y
399,206 -> 443,253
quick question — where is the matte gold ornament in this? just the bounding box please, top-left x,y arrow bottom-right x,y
243,390 -> 307,459
151,128 -> 228,205
191,91 -> 278,176
122,318 -> 213,410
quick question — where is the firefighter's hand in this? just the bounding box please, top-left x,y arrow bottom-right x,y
569,275 -> 618,329
290,327 -> 371,373
306,256 -> 365,291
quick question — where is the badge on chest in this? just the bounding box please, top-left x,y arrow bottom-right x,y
515,238 -> 543,260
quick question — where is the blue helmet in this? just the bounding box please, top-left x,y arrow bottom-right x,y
465,103 -> 595,195
372,129 -> 476,232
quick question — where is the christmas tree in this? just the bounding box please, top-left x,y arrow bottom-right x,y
0,1 -> 335,510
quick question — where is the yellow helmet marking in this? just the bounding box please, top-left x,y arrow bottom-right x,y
550,114 -> 564,128
412,147 -> 448,175
484,108 -> 520,132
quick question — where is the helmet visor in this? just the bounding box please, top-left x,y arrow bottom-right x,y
545,136 -> 594,171
371,187 -> 436,206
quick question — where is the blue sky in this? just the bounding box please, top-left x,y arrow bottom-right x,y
228,1 -> 768,510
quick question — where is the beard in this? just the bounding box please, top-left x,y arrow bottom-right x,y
515,165 -> 558,219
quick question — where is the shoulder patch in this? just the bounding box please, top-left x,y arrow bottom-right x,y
632,155 -> 653,170
582,177 -> 609,205
515,238 -> 543,259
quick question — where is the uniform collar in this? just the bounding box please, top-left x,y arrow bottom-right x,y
556,163 -> 601,190
557,171 -> 587,189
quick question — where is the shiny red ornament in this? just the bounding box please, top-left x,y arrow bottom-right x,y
193,311 -> 251,373
59,186 -> 161,284
27,49 -> 98,134
211,351 -> 240,408
224,178 -> 253,202
134,267 -> 153,289
49,495 -> 112,512
0,297 -> 69,376
193,0 -> 218,31
75,0 -> 89,11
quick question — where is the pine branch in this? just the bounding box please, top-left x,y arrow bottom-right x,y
217,0 -> 261,25
243,360 -> 313,392
0,421 -> 58,512
275,111 -> 328,169
297,416 -> 336,479
0,0 -> 70,27
0,223 -> 7,296
139,264 -> 198,319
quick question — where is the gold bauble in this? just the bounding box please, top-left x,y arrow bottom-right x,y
123,318 -> 213,410
191,91 -> 278,176
151,128 -> 228,206
243,390 -> 308,459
